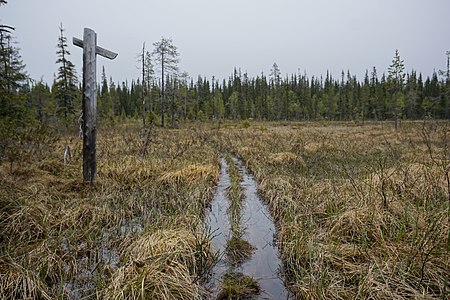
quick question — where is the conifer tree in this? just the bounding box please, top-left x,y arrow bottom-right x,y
369,67 -> 379,119
28,80 -> 54,124
446,51 -> 450,118
269,62 -> 281,120
360,71 -> 370,124
405,71 -> 419,119
0,22 -> 34,163
108,77 -> 119,116
179,71 -> 189,121
54,24 -> 78,124
387,49 -> 405,129
0,30 -> 26,94
438,51 -> 450,118
98,66 -> 114,122
0,26 -> 28,125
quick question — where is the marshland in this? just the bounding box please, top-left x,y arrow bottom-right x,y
2,1 -> 450,298
1,120 -> 449,299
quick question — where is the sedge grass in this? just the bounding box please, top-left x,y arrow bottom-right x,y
104,228 -> 212,300
217,272 -> 260,300
0,123 -> 219,299
2,120 -> 448,299
225,237 -> 254,266
220,121 -> 449,299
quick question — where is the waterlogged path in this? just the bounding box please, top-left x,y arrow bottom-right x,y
204,156 -> 289,299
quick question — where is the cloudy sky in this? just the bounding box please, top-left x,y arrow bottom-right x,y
2,0 -> 449,84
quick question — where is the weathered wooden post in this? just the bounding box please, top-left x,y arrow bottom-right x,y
73,28 -> 117,182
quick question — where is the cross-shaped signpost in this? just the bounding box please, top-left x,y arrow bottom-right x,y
73,28 -> 118,183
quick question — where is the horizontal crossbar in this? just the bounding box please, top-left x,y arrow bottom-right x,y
73,37 -> 118,60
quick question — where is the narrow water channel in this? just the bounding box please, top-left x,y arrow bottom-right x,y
204,156 -> 289,299
204,157 -> 232,283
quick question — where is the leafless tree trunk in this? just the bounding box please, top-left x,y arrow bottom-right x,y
142,42 -> 146,128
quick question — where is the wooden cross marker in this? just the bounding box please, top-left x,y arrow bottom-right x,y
73,28 -> 117,183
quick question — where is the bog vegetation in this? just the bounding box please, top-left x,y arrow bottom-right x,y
1,122 -> 216,299
1,1 -> 449,298
1,121 -> 449,299
226,121 -> 449,298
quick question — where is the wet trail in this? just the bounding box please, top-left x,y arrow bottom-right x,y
204,156 -> 289,299
205,157 -> 232,280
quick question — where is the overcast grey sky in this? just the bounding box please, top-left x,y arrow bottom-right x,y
2,0 -> 449,84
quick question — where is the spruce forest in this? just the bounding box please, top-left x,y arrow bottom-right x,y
3,35 -> 449,130
1,1 -> 449,299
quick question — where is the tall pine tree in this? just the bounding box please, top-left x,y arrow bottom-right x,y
152,37 -> 179,127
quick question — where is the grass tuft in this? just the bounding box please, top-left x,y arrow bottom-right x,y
217,272 -> 260,300
226,237 -> 255,265
105,228 -> 212,300
268,152 -> 304,166
160,164 -> 217,185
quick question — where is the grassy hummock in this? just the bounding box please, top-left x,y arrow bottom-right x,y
1,120 -> 448,299
222,121 -> 449,299
0,122 -> 219,299
226,236 -> 255,265
217,272 -> 260,300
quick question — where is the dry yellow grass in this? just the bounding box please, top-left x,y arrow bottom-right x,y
223,121 -> 449,299
268,151 -> 305,166
105,228 -> 211,300
0,124 -> 219,299
159,164 -> 217,185
1,120 -> 449,299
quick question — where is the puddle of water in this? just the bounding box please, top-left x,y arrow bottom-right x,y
204,156 -> 289,299
58,218 -> 143,298
203,157 -> 231,291
233,157 -> 289,300
119,217 -> 144,236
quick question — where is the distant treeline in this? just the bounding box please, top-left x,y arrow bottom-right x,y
8,64 -> 450,128
92,59 -> 449,126
1,17 -> 449,130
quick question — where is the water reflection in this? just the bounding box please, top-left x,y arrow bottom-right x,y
204,156 -> 289,299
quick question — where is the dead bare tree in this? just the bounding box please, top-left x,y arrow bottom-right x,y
152,37 -> 179,128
